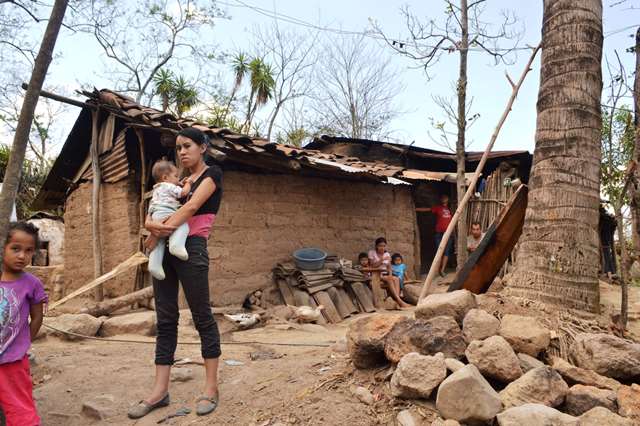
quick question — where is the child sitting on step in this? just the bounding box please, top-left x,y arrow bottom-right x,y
147,160 -> 192,280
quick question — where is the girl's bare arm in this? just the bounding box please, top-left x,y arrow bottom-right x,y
29,302 -> 44,340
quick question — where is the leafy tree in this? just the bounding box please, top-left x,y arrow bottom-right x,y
152,69 -> 198,118
244,57 -> 275,134
221,51 -> 250,123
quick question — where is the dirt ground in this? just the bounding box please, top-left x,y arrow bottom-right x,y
30,278 -> 640,426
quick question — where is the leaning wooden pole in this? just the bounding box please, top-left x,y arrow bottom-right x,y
91,109 -> 104,301
419,44 -> 541,300
0,0 -> 68,264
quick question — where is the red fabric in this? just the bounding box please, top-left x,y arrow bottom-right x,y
187,213 -> 216,238
432,205 -> 452,233
0,356 -> 40,426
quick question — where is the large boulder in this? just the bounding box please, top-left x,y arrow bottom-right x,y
100,311 -> 156,337
46,314 -> 103,341
617,384 -> 640,420
415,290 -> 477,325
499,314 -> 551,357
569,333 -> 640,380
551,357 -> 621,391
499,366 -> 569,409
465,335 -> 522,383
564,384 -> 617,416
402,283 -> 422,305
435,364 -> 502,424
577,407 -> 634,425
496,404 -> 577,426
384,316 -> 466,363
391,352 -> 447,399
517,353 -> 545,373
347,314 -> 405,369
462,309 -> 500,343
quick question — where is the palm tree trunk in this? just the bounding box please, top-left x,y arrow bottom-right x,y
456,0 -> 469,270
222,86 -> 238,124
243,91 -> 255,133
506,0 -> 603,312
0,0 -> 68,261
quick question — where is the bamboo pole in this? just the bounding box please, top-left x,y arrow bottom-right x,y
90,109 -> 104,301
419,44 -> 541,300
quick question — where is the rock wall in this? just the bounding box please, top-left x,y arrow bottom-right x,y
62,171 -> 418,306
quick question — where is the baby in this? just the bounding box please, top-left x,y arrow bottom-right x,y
147,160 -> 192,280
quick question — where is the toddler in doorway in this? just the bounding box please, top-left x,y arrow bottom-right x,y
0,222 -> 47,426
391,253 -> 409,293
148,160 -> 192,280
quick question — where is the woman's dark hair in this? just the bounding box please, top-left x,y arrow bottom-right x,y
5,221 -> 39,248
374,237 -> 387,246
358,252 -> 368,260
178,127 -> 208,146
391,253 -> 403,262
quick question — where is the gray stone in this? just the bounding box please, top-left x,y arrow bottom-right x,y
462,309 -> 500,343
435,364 -> 502,424
170,367 -> 194,383
391,352 -> 447,399
496,404 -> 578,426
397,409 -> 419,426
445,358 -> 465,373
100,311 -> 156,337
415,290 -> 477,325
499,314 -> 551,357
564,384 -> 617,416
346,314 -> 406,369
517,353 -> 545,373
46,314 -> 103,341
465,335 -> 522,383
431,419 -> 460,426
384,316 -> 466,363
81,395 -> 116,420
569,333 -> 640,380
352,386 -> 374,405
577,407 -> 633,425
551,356 -> 621,391
499,366 -> 569,409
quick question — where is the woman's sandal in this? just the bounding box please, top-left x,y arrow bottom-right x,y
127,393 -> 170,419
195,394 -> 219,416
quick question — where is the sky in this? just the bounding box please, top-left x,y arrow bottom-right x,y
6,0 -> 640,155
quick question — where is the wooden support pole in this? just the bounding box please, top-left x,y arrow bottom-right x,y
419,44 -> 541,301
90,109 -> 104,301
371,271 -> 385,308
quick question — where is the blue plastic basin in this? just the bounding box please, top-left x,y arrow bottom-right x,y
293,248 -> 327,270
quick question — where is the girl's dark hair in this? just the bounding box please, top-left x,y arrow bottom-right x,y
391,253 -> 403,262
6,221 -> 39,248
358,252 -> 368,260
178,127 -> 209,146
374,237 -> 387,246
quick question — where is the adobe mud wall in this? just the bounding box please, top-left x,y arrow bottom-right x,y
63,177 -> 140,298
209,171 -> 417,305
62,171 -> 418,306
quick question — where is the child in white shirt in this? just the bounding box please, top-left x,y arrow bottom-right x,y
147,160 -> 192,280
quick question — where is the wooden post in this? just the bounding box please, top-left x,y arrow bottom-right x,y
135,129 -> 147,236
371,271 -> 384,308
419,44 -> 541,300
90,109 -> 104,301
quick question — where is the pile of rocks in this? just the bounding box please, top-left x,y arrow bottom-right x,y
347,290 -> 640,425
43,310 -> 157,339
